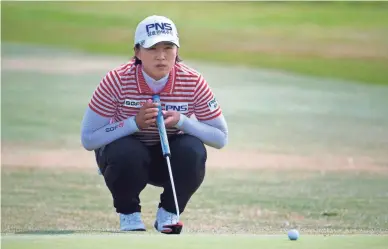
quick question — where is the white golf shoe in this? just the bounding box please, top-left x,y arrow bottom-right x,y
119,212 -> 146,231
154,207 -> 183,234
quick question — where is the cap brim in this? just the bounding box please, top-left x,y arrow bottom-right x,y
142,35 -> 180,48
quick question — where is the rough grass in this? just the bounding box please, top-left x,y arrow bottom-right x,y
2,167 -> 388,235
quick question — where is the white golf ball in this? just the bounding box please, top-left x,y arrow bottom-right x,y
288,229 -> 299,240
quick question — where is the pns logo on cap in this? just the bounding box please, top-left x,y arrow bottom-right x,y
146,23 -> 173,37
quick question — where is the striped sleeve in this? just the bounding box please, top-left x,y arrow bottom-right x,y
88,71 -> 121,118
193,75 -> 222,121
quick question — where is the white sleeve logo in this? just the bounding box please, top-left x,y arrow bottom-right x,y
207,97 -> 218,112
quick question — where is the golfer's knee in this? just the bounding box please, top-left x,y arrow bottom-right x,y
175,137 -> 206,182
176,135 -> 207,163
105,136 -> 150,167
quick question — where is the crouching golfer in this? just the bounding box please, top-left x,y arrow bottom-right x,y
80,15 -> 228,234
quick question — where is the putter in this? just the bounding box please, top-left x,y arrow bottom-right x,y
152,94 -> 183,235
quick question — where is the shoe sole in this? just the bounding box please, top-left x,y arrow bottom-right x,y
154,221 -> 183,234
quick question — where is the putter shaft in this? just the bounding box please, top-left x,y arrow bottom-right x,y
165,156 -> 180,221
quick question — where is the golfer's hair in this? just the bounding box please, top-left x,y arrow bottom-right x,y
133,44 -> 182,65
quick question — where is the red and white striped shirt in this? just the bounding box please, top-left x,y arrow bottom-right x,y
89,60 -> 222,145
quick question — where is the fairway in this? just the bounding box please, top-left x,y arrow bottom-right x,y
1,2 -> 388,248
2,1 -> 388,84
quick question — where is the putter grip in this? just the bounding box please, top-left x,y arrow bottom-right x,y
152,95 -> 171,157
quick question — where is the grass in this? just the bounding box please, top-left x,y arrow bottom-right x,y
2,234 -> 388,249
1,166 -> 388,249
2,1 -> 388,84
1,71 -> 95,147
2,167 -> 388,235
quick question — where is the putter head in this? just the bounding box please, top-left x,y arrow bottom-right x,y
161,221 -> 184,235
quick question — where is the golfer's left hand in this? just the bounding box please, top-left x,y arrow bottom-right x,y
162,110 -> 180,128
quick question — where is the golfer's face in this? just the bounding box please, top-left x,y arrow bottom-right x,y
137,42 -> 178,80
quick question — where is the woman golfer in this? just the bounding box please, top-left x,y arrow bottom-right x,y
81,15 -> 228,234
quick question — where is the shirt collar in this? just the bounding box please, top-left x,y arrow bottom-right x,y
136,64 -> 175,94
142,68 -> 169,86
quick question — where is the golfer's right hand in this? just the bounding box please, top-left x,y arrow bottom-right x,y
135,99 -> 159,129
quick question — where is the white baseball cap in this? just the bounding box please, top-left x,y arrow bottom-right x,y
134,15 -> 180,48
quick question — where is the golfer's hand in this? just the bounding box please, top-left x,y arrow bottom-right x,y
135,99 -> 159,129
162,110 -> 180,128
